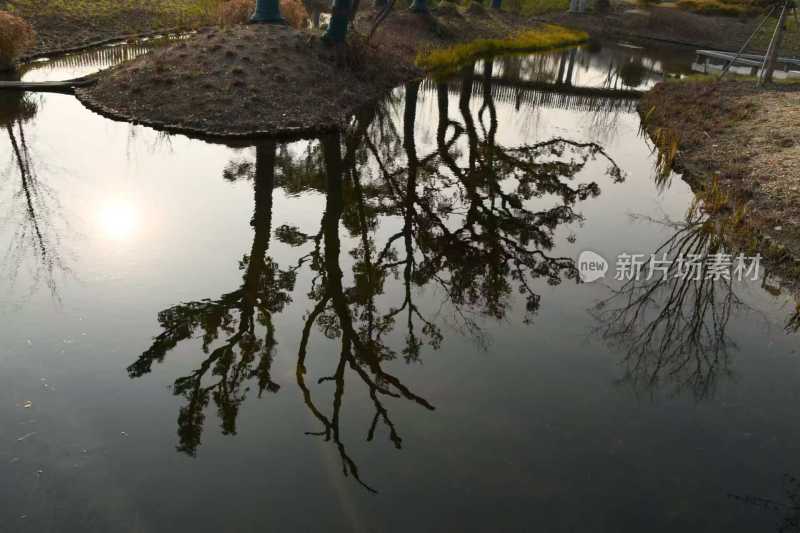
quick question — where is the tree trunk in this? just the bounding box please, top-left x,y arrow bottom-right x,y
409,0 -> 429,14
404,81 -> 420,167
564,48 -> 577,86
436,83 -> 449,147
594,0 -> 609,12
320,132 -> 346,321
244,141 -> 277,306
250,0 -> 286,23
324,0 -> 352,42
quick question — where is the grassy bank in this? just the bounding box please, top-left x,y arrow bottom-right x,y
640,78 -> 800,261
416,24 -> 587,72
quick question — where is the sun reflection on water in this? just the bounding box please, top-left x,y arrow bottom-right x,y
98,201 -> 139,241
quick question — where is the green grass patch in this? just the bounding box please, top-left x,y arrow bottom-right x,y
416,24 -> 588,72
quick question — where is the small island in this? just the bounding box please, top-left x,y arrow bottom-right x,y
70,6 -> 586,137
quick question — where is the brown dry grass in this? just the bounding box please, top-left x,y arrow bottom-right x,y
219,0 -> 254,25
280,0 -> 310,28
0,11 -> 36,70
79,23 -> 416,136
640,80 -> 800,255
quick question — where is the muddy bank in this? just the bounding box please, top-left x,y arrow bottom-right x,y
75,10 -> 565,137
640,79 -> 800,259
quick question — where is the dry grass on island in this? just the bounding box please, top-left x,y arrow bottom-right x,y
75,7 -> 583,137
77,23 -> 416,138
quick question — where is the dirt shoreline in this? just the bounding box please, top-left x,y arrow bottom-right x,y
639,79 -> 800,268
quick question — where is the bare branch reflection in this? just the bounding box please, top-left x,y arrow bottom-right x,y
0,88 -> 71,301
128,141 -> 295,455
131,62 -> 626,490
730,474 -> 800,533
593,208 -> 746,400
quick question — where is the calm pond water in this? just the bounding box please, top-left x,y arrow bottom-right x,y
1,41 -> 799,533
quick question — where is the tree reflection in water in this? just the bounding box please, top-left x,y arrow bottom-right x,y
130,62 -> 625,490
0,87 -> 72,301
593,206 -> 748,400
128,141 -> 295,455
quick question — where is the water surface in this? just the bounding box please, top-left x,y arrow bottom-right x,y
1,41 -> 799,533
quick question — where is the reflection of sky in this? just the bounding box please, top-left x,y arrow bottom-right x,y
19,36 -> 185,82
487,41 -> 695,90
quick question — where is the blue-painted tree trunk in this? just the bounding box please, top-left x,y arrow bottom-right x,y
323,0 -> 352,42
491,0 -> 502,8
409,0 -> 429,13
250,0 -> 286,23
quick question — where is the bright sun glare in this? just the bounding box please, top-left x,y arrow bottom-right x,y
98,201 -> 139,241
